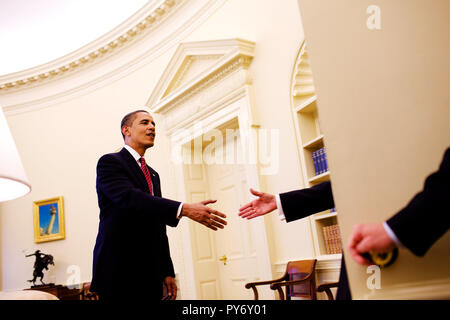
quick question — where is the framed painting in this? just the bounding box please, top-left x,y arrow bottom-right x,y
33,196 -> 65,243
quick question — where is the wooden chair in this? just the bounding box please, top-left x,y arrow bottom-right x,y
246,259 -> 318,300
245,259 -> 339,300
317,282 -> 339,300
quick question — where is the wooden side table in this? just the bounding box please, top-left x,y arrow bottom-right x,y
25,284 -> 81,300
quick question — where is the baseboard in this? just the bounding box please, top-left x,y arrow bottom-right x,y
364,278 -> 450,300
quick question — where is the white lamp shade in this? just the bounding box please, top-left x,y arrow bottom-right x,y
0,107 -> 31,202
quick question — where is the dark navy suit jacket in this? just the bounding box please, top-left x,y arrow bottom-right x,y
386,147 -> 450,256
91,148 -> 181,299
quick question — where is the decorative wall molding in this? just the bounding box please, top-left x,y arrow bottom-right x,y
0,0 -> 183,91
1,0 -> 228,116
291,41 -> 315,99
146,38 -> 256,135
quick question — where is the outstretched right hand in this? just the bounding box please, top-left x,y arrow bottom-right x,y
181,200 -> 227,231
238,188 -> 277,220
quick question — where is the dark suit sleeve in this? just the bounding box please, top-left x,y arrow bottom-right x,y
97,154 -> 180,227
386,148 -> 450,256
153,171 -> 177,279
163,234 -> 176,278
279,181 -> 335,222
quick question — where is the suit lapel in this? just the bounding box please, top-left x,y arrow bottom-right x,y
118,148 -> 149,192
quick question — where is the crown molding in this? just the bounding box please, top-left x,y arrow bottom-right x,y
1,0 -> 228,116
0,0 -> 182,91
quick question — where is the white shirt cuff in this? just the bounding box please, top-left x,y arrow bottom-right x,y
275,194 -> 286,221
383,221 -> 404,247
177,203 -> 184,219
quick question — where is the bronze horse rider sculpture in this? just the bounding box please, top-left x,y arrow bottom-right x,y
26,250 -> 54,286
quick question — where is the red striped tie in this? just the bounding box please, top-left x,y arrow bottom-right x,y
139,157 -> 154,195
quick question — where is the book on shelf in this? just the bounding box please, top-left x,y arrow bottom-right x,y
312,150 -> 319,175
323,148 -> 328,173
322,224 -> 342,254
318,148 -> 324,174
312,147 -> 329,175
312,149 -> 320,175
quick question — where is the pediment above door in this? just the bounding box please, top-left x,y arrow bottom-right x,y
146,38 -> 255,134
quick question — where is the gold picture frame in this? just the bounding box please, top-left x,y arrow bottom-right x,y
33,196 -> 65,243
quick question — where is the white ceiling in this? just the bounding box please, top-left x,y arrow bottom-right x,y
0,0 -> 148,76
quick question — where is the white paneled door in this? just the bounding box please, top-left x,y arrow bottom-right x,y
184,133 -> 268,299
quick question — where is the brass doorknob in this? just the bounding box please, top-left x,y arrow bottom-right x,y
362,247 -> 398,268
219,255 -> 227,265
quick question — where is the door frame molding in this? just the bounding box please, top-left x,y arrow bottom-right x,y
149,38 -> 274,299
170,86 -> 274,299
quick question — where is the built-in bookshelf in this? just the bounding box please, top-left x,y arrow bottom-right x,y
290,42 -> 341,259
310,210 -> 341,259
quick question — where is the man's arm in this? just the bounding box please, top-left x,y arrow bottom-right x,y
162,233 -> 175,277
279,181 -> 334,222
97,154 -> 181,227
238,181 -> 334,222
386,147 -> 450,256
97,154 -> 227,230
348,147 -> 450,264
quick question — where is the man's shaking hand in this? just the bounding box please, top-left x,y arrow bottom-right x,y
238,188 -> 277,220
181,200 -> 227,231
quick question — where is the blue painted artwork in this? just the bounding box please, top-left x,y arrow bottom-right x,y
38,203 -> 60,236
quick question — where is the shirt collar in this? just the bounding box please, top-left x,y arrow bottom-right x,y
123,145 -> 142,164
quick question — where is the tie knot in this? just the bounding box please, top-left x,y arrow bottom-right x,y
139,157 -> 146,166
